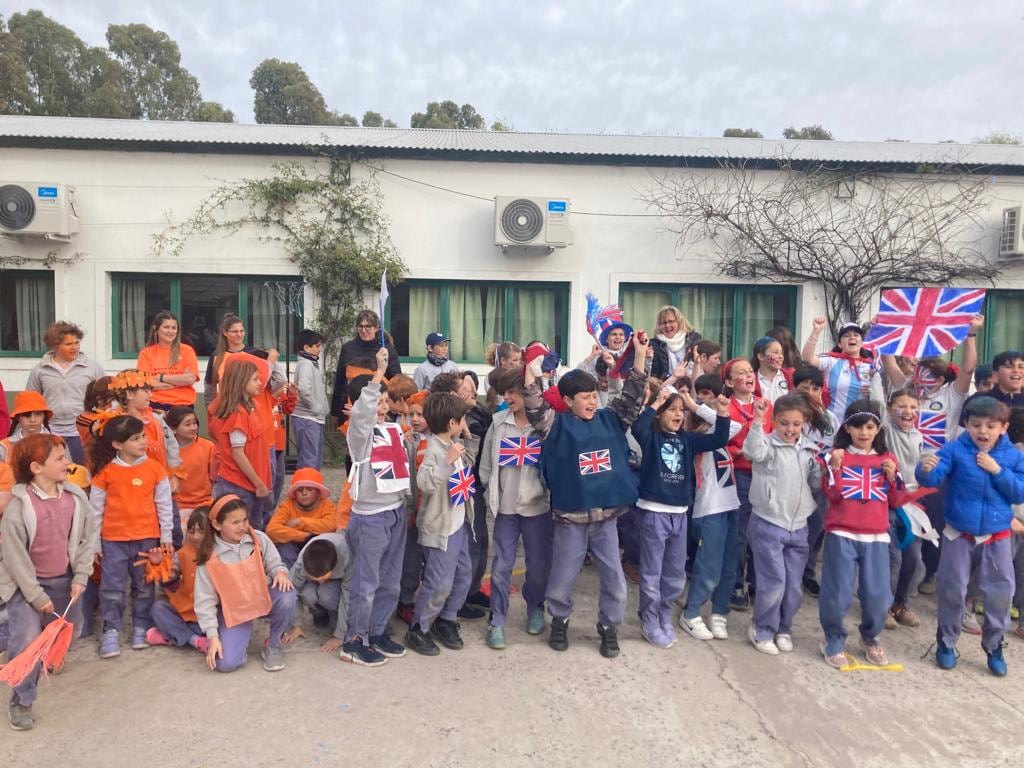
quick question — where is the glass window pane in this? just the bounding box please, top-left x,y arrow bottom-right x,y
180,276 -> 240,358
737,288 -> 796,360
622,288 -> 671,333
513,285 -> 566,358
989,291 -> 1024,360
247,279 -> 303,354
0,271 -> 55,352
391,283 -> 441,357
116,275 -> 172,355
679,286 -> 732,355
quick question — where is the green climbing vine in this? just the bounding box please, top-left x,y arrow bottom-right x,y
152,152 -> 406,370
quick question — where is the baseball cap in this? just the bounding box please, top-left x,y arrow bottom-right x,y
425,332 -> 451,347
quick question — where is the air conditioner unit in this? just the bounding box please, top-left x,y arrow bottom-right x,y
999,206 -> 1024,259
0,182 -> 79,240
495,196 -> 573,248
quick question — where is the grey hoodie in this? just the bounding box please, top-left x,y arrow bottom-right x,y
25,352 -> 106,436
289,532 -> 353,639
416,432 -> 480,551
742,421 -> 820,532
293,354 -> 329,423
478,408 -> 549,518
0,483 -> 98,609
346,382 -> 409,514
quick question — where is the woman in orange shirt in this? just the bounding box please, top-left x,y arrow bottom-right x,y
89,414 -> 173,659
137,311 -> 200,410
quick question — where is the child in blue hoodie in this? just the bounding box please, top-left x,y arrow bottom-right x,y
917,395 -> 1024,676
630,386 -> 731,648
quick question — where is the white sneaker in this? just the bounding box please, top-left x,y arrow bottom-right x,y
774,633 -> 794,652
748,625 -> 779,656
679,614 -> 714,641
710,614 -> 729,640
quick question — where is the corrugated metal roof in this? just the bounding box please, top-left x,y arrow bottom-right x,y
2,115 -> 1024,168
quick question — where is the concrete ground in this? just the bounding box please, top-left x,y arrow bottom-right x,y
6,468 -> 1024,767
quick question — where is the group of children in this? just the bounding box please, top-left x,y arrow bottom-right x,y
4,311 -> 1024,733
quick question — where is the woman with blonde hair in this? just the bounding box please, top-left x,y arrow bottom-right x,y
650,306 -> 702,380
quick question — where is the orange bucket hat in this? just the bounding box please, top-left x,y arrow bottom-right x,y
12,390 -> 52,420
288,467 -> 330,499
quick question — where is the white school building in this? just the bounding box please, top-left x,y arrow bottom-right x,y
2,115 -> 1024,391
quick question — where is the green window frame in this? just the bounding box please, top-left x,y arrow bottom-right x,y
387,279 -> 571,364
0,269 -> 56,357
974,289 -> 1024,363
111,273 -> 304,359
619,282 -> 799,360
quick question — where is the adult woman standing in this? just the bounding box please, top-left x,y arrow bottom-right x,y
329,310 -> 401,422
137,311 -> 200,410
203,314 -> 257,404
24,321 -> 105,464
649,305 -> 702,380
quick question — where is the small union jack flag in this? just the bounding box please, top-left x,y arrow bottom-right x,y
448,466 -> 476,506
918,411 -> 947,450
498,436 -> 541,467
579,449 -> 612,475
715,450 -> 735,486
863,287 -> 985,358
840,466 -> 887,502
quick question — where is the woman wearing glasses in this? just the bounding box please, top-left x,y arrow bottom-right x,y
650,306 -> 703,381
330,310 -> 401,424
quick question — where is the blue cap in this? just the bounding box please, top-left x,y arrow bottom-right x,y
426,332 -> 450,347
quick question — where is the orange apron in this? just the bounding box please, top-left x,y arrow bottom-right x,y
205,532 -> 272,628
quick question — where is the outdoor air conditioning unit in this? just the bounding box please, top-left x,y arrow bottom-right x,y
999,206 -> 1024,259
0,182 -> 79,241
495,196 -> 573,248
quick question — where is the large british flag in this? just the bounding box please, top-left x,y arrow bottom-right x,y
840,466 -> 888,502
863,287 -> 985,358
579,449 -> 612,475
918,411 -> 947,450
370,422 -> 411,493
448,466 -> 476,506
498,437 -> 541,467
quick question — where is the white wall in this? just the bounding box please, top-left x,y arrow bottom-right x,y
3,145 -> 1024,389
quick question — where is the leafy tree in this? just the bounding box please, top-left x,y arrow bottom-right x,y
723,128 -> 763,138
192,100 -> 235,123
782,124 -> 834,140
0,15 -> 32,114
7,10 -> 130,117
976,131 -> 1021,145
250,58 -> 332,125
362,110 -> 397,128
106,23 -> 203,120
333,112 -> 358,126
410,100 -> 485,129
490,120 -> 512,132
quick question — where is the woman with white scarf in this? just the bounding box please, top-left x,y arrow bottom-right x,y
650,306 -> 702,380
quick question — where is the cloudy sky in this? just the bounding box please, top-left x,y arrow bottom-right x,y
12,0 -> 1024,142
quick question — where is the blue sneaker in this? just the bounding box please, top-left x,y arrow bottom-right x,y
369,633 -> 406,658
935,641 -> 957,670
99,628 -> 120,659
986,644 -> 1008,677
486,625 -> 506,650
526,608 -> 545,636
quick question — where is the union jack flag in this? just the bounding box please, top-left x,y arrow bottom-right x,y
579,449 -> 612,475
498,436 -> 541,467
715,450 -> 735,486
840,466 -> 887,502
448,466 -> 476,506
918,411 -> 947,450
863,287 -> 985,358
370,422 -> 411,492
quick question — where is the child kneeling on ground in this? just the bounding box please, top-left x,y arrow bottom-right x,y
284,533 -> 354,656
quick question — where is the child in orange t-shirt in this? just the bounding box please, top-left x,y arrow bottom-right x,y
0,391 -> 53,463
208,360 -> 272,529
108,369 -> 181,476
89,414 -> 173,659
165,406 -> 216,536
146,507 -> 210,654
266,468 -> 336,567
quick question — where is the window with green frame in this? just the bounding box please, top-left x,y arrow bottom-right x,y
111,273 -> 303,358
967,289 -> 1024,363
0,270 -> 55,356
388,280 -> 570,363
619,282 -> 798,360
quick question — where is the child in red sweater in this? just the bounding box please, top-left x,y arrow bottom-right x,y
819,399 -> 908,669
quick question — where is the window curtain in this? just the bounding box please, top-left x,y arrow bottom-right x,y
513,287 -> 557,351
737,290 -> 780,360
14,275 -> 54,351
622,289 -> 671,336
119,279 -> 146,354
409,286 -> 441,356
249,283 -> 292,350
989,293 -> 1024,362
678,286 -> 731,354
449,284 -> 485,361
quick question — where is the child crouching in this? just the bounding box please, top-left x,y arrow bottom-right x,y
146,508 -> 210,655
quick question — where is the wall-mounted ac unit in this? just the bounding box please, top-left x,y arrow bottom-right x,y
999,206 -> 1024,259
0,182 -> 79,240
495,196 -> 573,248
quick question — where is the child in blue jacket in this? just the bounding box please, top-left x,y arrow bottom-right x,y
630,386 -> 731,648
917,396 -> 1024,676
